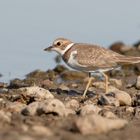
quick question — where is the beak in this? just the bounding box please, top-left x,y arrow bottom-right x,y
44,46 -> 53,51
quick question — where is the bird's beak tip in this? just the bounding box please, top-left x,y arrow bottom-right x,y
44,46 -> 52,51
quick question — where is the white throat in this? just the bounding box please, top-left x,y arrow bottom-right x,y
52,43 -> 74,55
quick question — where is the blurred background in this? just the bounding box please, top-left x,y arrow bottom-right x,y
0,0 -> 140,82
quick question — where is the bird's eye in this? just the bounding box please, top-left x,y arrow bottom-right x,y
57,42 -> 61,46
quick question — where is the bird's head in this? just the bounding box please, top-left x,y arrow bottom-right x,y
44,38 -> 74,55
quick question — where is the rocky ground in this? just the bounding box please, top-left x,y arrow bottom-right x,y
0,42 -> 140,140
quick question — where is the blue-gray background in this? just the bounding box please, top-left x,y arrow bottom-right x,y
0,0 -> 140,82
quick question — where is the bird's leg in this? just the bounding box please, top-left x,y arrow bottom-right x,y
101,72 -> 109,94
83,73 -> 93,98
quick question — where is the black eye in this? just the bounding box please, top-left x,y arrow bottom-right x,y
57,42 -> 61,46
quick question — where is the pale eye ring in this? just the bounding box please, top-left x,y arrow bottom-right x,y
57,42 -> 61,46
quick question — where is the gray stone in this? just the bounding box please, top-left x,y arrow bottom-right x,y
75,114 -> 128,135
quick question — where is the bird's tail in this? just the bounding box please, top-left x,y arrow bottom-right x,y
117,56 -> 140,65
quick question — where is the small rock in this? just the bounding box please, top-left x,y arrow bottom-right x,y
74,114 -> 128,135
32,125 -> 53,136
65,108 -> 76,116
0,110 -> 11,123
136,76 -> 140,89
126,107 -> 134,113
65,99 -> 79,111
71,83 -> 78,88
22,102 -> 40,116
110,78 -> 122,88
6,102 -> 27,113
19,86 -> 54,101
80,104 -> 101,116
59,84 -> 70,91
98,95 -> 120,107
109,87 -> 132,106
40,99 -> 66,116
41,79 -> 54,89
102,111 -> 117,119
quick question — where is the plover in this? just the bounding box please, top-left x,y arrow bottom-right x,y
44,38 -> 140,97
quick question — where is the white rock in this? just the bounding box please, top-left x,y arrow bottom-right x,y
110,88 -> 132,106
32,125 -> 53,136
65,99 -> 79,111
40,99 -> 66,116
19,86 -> 54,101
109,86 -> 132,106
136,76 -> 140,89
80,104 -> 101,116
75,114 -> 128,135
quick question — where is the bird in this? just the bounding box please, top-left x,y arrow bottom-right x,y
44,38 -> 140,97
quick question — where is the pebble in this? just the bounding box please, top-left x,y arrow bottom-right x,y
112,88 -> 131,106
65,99 -> 79,111
58,84 -> 70,91
80,104 -> 101,116
40,99 -> 66,116
19,86 -> 54,101
22,101 -> 40,116
32,125 -> 53,136
126,107 -> 134,113
98,95 -> 120,107
136,76 -> 140,89
74,114 -> 128,135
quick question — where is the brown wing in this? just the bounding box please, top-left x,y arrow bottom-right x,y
73,43 -> 122,70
